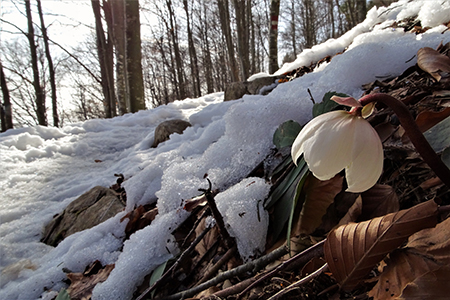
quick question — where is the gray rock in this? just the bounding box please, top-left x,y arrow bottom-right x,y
151,119 -> 191,148
41,186 -> 125,246
224,76 -> 279,101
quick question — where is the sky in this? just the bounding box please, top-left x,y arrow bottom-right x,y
1,1 -> 450,299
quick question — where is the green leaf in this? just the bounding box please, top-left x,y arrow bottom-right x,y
312,91 -> 350,118
266,157 -> 309,242
149,260 -> 168,298
441,146 -> 450,169
55,289 -> 71,300
286,168 -> 310,250
273,120 -> 303,149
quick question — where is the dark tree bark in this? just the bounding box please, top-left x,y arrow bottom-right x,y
125,0 -> 146,112
25,0 -> 47,126
232,0 -> 251,80
217,0 -> 240,82
356,0 -> 367,23
0,61 -> 13,132
91,0 -> 116,118
183,0 -> 201,98
36,0 -> 58,127
109,0 -> 128,115
268,0 -> 280,74
166,0 -> 186,99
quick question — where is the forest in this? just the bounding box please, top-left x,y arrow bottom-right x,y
0,0 -> 393,130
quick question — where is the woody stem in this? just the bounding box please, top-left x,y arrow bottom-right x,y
359,93 -> 450,188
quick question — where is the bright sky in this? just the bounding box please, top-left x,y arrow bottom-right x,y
0,0 -> 94,47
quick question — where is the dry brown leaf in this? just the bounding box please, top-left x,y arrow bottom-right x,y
369,249 -> 442,300
417,47 -> 450,82
398,264 -> 450,300
323,200 -> 438,291
335,195 -> 363,227
67,263 -> 115,300
406,215 -> 450,264
295,174 -> 343,235
359,184 -> 399,221
415,107 -> 450,133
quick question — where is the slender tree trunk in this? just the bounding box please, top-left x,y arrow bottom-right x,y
356,0 -> 366,23
36,0 -> 58,127
125,0 -> 146,112
233,0 -> 251,80
166,0 -> 186,99
268,0 -> 280,74
110,0 -> 128,115
91,0 -> 116,118
0,61 -> 13,131
217,0 -> 240,82
25,0 -> 47,126
183,0 -> 201,98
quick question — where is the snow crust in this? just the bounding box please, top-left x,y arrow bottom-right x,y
1,1 -> 450,299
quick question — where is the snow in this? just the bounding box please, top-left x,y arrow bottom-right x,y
1,1 -> 450,299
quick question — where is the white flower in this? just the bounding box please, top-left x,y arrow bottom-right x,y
291,109 -> 383,193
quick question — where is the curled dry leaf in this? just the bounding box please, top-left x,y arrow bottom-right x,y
398,264 -> 450,299
417,47 -> 450,82
359,184 -> 399,221
295,174 -> 343,235
67,263 -> 115,300
323,200 -> 438,291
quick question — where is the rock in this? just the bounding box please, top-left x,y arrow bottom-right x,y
41,186 -> 125,246
151,119 -> 191,148
224,76 -> 279,101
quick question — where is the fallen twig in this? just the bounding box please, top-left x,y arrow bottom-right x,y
267,263 -> 329,300
237,239 -> 325,299
196,245 -> 238,285
158,245 -> 289,300
136,224 -> 212,300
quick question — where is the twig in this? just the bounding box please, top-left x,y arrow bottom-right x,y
210,274 -> 265,299
196,245 -> 238,285
202,178 -> 235,248
237,239 -> 325,299
136,225 -> 212,300
267,263 -> 329,300
158,245 -> 289,300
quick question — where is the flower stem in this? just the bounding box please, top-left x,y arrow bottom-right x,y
359,93 -> 450,188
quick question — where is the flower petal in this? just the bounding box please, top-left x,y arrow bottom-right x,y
292,111 -> 355,180
331,96 -> 362,108
345,117 -> 383,192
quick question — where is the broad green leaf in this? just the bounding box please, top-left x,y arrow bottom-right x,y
267,157 -> 309,242
286,168 -> 310,251
312,91 -> 349,118
55,289 -> 71,300
441,146 -> 450,169
273,120 -> 303,149
149,260 -> 168,297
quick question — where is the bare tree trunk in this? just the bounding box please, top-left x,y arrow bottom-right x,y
233,0 -> 251,80
0,61 -> 13,131
36,0 -> 58,127
91,0 -> 116,118
25,0 -> 47,126
356,0 -> 366,23
166,0 -> 187,99
110,0 -> 128,115
217,0 -> 240,82
125,0 -> 146,112
183,0 -> 201,98
199,0 -> 214,94
268,0 -> 280,74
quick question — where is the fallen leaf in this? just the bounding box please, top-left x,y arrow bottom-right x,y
67,263 -> 115,300
324,200 -> 438,291
398,264 -> 450,299
295,174 -> 343,235
415,107 -> 450,133
417,47 -> 450,82
369,249 -> 442,299
359,184 -> 399,221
